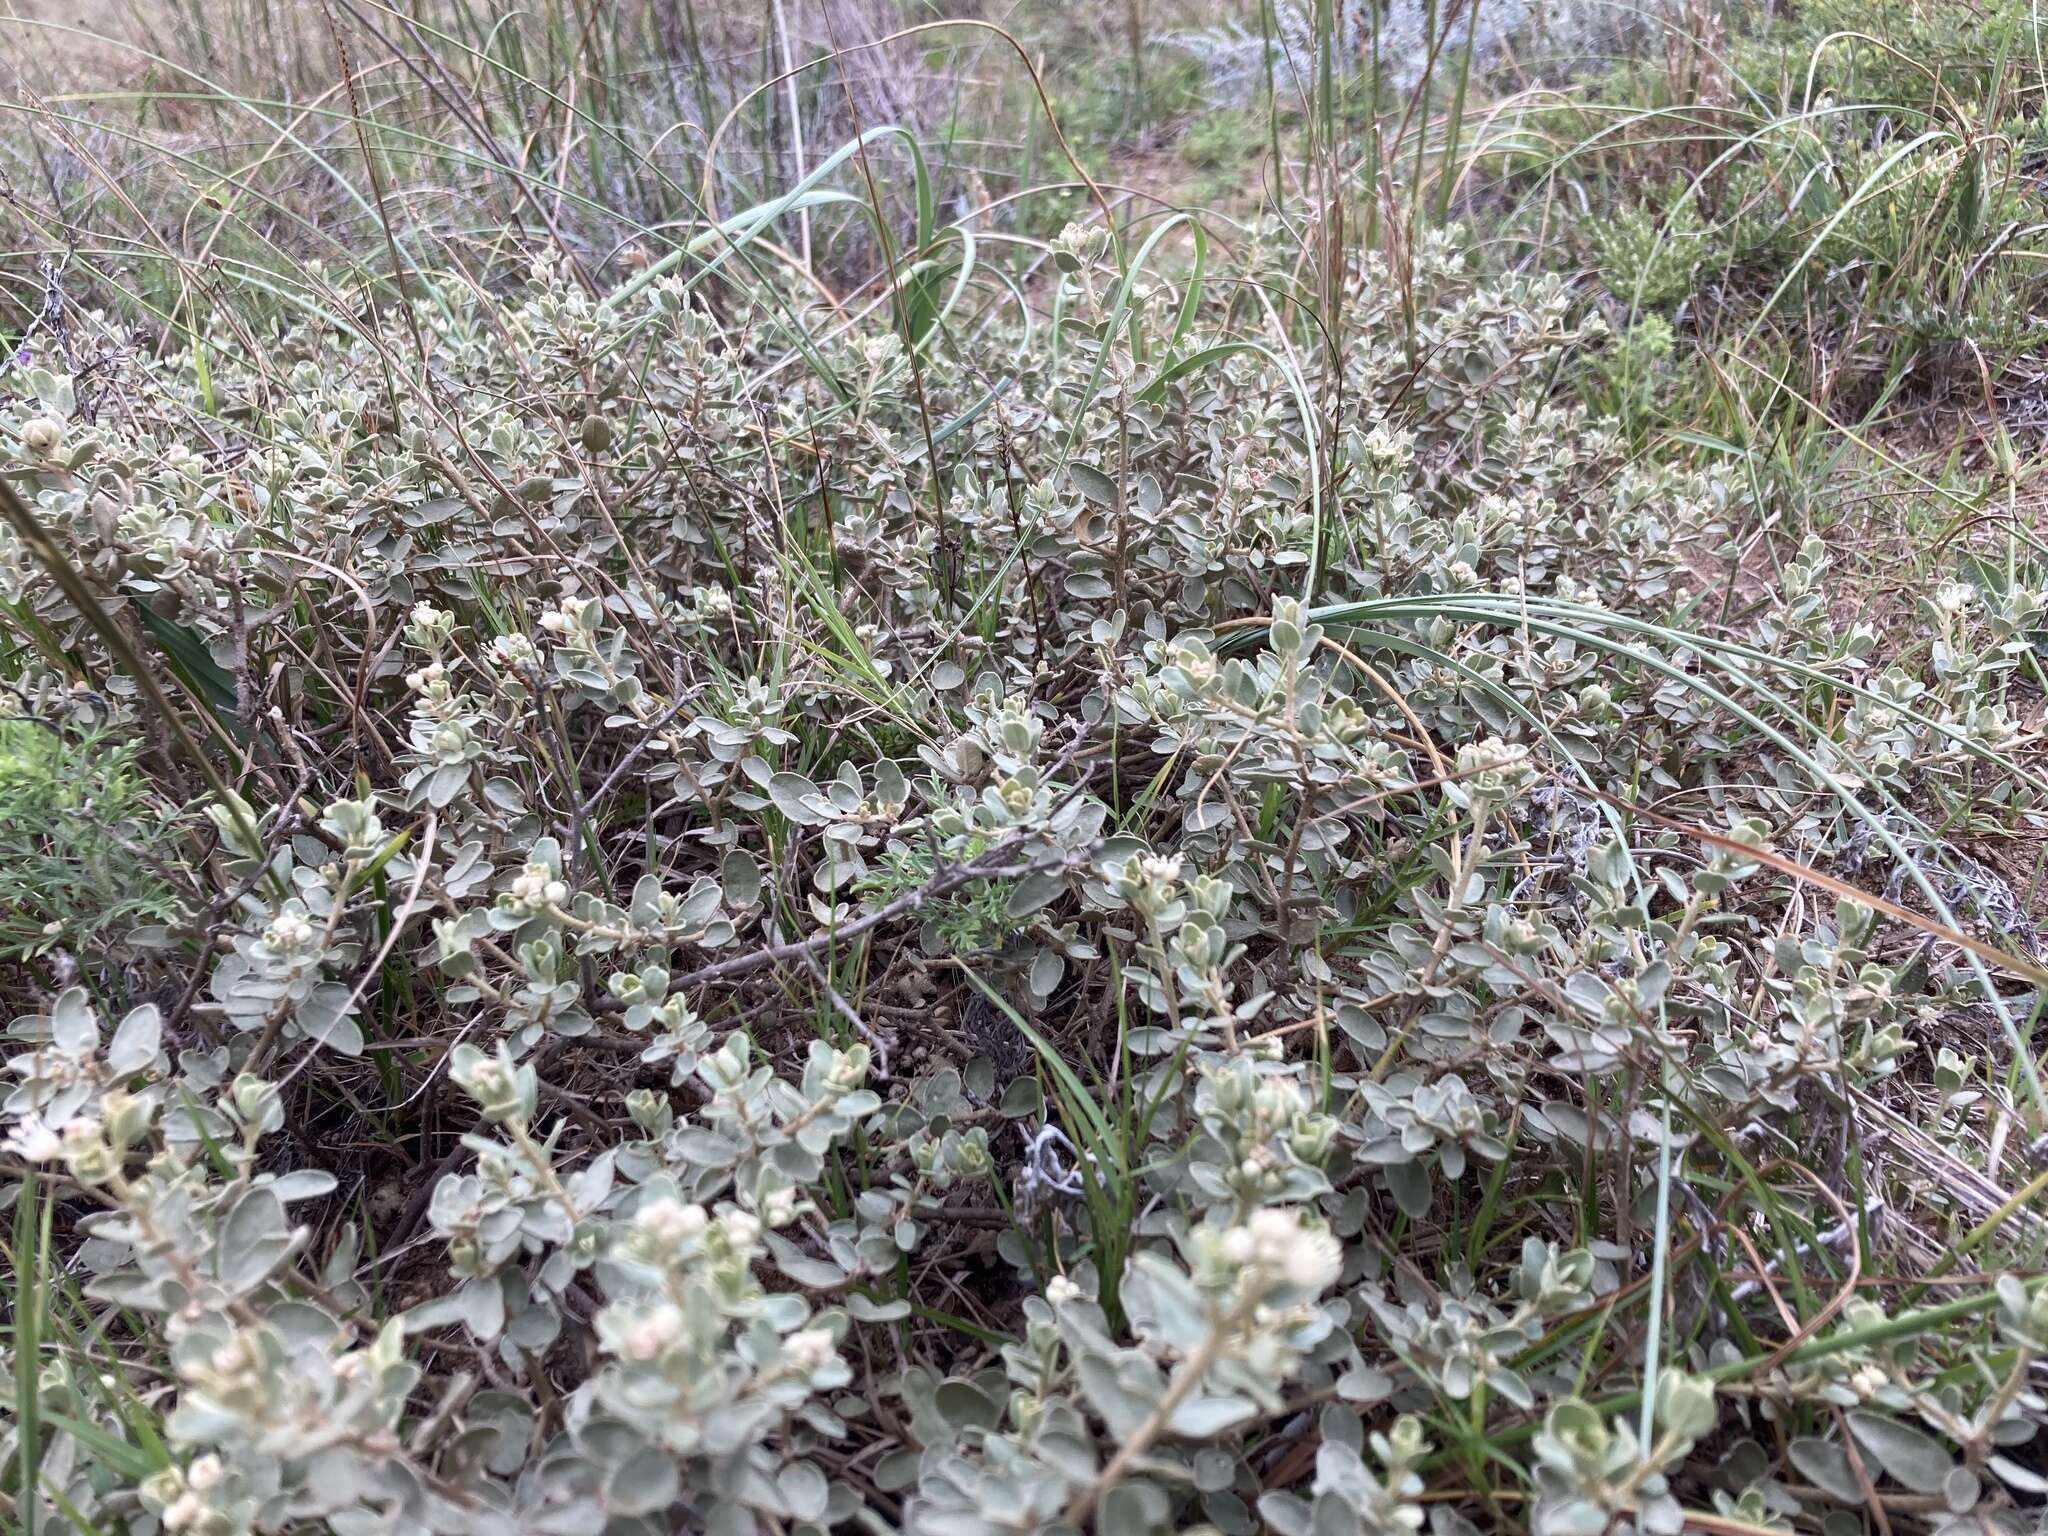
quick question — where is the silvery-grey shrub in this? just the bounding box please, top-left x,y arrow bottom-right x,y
1,218 -> 2043,1536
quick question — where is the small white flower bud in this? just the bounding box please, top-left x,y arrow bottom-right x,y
263,910 -> 315,955
625,1304 -> 684,1363
720,1210 -> 761,1250
782,1327 -> 834,1373
60,1116 -> 115,1184
761,1187 -> 799,1227
635,1197 -> 707,1244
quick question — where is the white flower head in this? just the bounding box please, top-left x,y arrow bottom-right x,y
625,1303 -> 684,1363
490,633 -> 538,668
1281,1225 -> 1344,1293
782,1327 -> 835,1373
719,1209 -> 762,1250
208,1335 -> 253,1377
5,1113 -> 62,1163
263,909 -> 316,956
505,862 -> 565,912
1139,852 -> 1185,886
1238,1208 -> 1344,1294
635,1197 -> 708,1245
1219,1226 -> 1256,1267
1932,581 -> 1976,617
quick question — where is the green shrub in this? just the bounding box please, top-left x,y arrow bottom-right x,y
1590,182 -> 1703,309
1181,108 -> 1254,171
0,713 -> 183,959
1580,312 -> 1680,437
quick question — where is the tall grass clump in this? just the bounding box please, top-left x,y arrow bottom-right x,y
1500,0 -> 2048,423
2,3 -> 2047,1534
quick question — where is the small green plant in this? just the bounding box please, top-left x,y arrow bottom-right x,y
1582,313 -> 1679,436
1181,107 -> 1253,172
854,843 -> 1014,955
0,713 -> 183,958
1590,181 -> 1704,309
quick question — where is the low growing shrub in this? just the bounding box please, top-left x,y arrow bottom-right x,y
0,194 -> 2043,1536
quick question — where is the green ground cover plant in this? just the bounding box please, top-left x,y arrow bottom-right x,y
2,2 -> 2046,1533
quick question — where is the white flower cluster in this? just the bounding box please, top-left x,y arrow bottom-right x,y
1209,1208 -> 1345,1296
407,601 -> 455,647
260,907 -> 316,958
504,861 -> 570,914
4,1109 -> 64,1162
159,1453 -> 224,1530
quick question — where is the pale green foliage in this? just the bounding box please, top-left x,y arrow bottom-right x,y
0,147 -> 2043,1536
0,708 -> 184,959
1591,183 -> 1704,309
